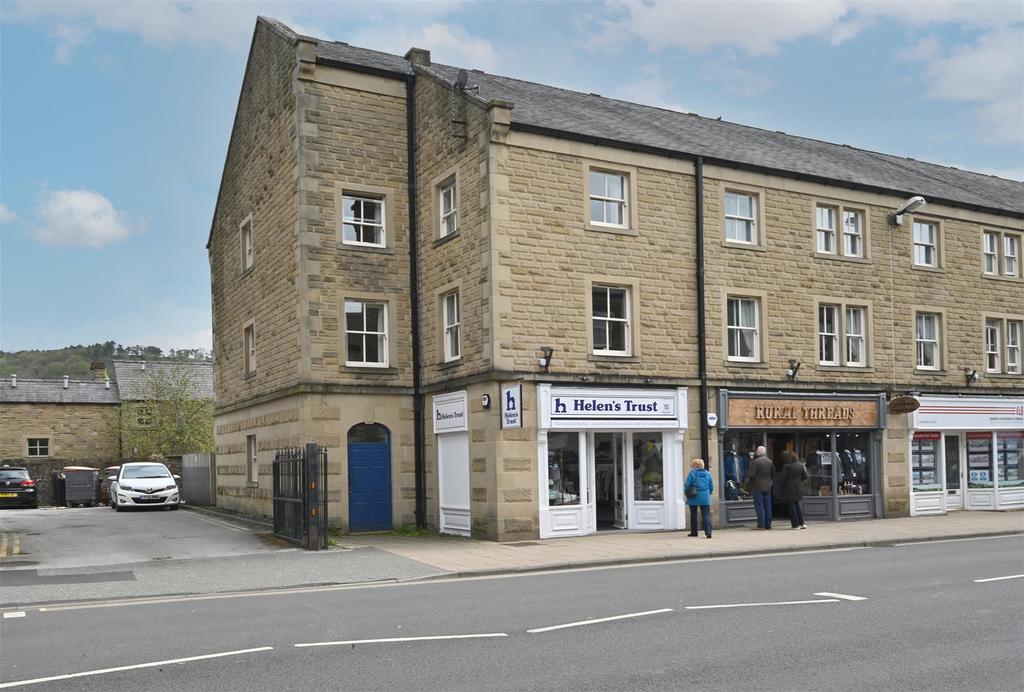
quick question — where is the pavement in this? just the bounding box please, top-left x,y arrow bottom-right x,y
1,507 -> 1020,608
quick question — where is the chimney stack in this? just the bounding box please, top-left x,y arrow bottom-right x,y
90,361 -> 108,381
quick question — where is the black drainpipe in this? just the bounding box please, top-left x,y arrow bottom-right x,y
695,157 -> 710,463
405,73 -> 426,529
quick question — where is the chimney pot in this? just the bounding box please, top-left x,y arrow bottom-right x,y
105,377 -> 111,390
63,375 -> 69,389
10,374 -> 16,388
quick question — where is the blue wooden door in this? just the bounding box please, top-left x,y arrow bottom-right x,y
348,425 -> 392,532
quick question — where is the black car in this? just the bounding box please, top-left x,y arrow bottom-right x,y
0,466 -> 39,509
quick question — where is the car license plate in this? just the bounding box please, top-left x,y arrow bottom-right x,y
0,493 -> 16,498
139,495 -> 160,500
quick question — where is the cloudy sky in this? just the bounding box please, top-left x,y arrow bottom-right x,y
1,0 -> 1022,353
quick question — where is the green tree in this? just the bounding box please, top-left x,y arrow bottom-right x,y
117,366 -> 214,459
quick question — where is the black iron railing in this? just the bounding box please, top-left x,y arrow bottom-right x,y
272,443 -> 327,549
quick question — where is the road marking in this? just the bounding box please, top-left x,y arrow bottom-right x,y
295,633 -> 507,648
685,599 -> 839,610
814,592 -> 867,601
3,612 -> 26,619
893,534 -> 1023,547
12,536 -> 19,555
973,574 -> 1024,583
527,608 -> 673,633
0,646 -> 273,689
183,512 -> 249,533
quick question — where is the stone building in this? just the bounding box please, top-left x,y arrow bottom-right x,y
208,17 -> 1023,540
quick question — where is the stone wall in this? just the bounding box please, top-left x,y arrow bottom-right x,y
0,402 -> 120,464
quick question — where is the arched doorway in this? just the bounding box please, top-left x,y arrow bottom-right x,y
347,423 -> 392,531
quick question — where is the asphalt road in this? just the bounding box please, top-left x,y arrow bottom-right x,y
1,535 -> 1021,691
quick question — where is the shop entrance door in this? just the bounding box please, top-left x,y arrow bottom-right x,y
944,434 -> 964,510
592,432 -> 627,530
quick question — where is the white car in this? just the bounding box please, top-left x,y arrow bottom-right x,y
110,462 -> 181,511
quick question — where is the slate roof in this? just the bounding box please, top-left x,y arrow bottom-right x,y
281,16 -> 1024,217
111,361 -> 214,401
0,378 -> 119,405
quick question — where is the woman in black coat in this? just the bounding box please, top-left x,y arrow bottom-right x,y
778,450 -> 808,529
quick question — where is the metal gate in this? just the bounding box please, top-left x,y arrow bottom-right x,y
272,443 -> 328,549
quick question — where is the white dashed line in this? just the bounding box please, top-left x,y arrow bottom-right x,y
814,592 -> 867,601
295,633 -> 508,647
973,574 -> 1024,583
527,608 -> 673,633
0,647 -> 274,689
2,611 -> 26,619
685,598 -> 839,610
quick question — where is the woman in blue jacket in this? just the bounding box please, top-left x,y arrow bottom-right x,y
684,458 -> 714,538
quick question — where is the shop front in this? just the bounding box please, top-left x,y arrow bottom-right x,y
909,396 -> 1024,515
536,385 -> 687,539
717,391 -> 886,525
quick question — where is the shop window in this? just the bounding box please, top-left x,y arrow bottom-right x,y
588,169 -> 628,228
996,432 -> 1023,487
592,285 -> 631,356
341,194 -> 385,247
632,432 -> 663,501
722,431 -> 761,500
345,300 -> 388,367
966,432 -> 994,488
725,191 -> 757,244
911,432 -> 941,492
27,437 -> 49,457
836,432 -> 871,495
442,290 -> 461,362
547,432 -> 580,506
800,434 -> 834,497
915,312 -> 941,370
912,220 -> 939,268
727,296 -> 760,361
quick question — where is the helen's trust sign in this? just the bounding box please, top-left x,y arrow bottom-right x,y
501,383 -> 522,429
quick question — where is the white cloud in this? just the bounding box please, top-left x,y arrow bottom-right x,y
0,203 -> 16,224
908,29 -> 1024,143
348,22 -> 500,72
31,189 -> 145,249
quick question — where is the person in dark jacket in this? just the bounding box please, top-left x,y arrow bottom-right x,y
778,450 -> 808,529
684,458 -> 714,538
745,446 -> 774,529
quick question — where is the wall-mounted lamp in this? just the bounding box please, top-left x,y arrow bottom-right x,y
888,195 -> 927,226
963,367 -> 979,386
538,346 -> 554,371
785,359 -> 801,381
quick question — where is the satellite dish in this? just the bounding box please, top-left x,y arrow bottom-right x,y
455,69 -> 468,91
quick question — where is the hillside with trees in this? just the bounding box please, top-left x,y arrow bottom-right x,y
0,342 -> 212,380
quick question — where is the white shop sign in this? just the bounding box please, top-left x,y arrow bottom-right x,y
501,383 -> 522,429
912,396 -> 1024,430
433,391 -> 468,434
540,386 -> 686,430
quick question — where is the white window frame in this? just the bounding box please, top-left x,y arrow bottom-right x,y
591,285 -> 631,356
27,437 -> 49,457
725,192 -> 757,245
985,319 -> 1001,373
1005,235 -> 1019,277
341,194 -> 386,248
816,205 -> 836,255
443,291 -> 461,362
727,296 -> 760,362
345,300 -> 389,368
1007,321 -> 1022,374
915,313 -> 940,370
845,306 -> 866,367
913,221 -> 938,268
439,181 -> 458,238
983,232 -> 999,275
243,323 -> 256,377
843,210 -> 864,258
818,304 -> 839,365
246,434 -> 257,485
240,216 -> 254,272
588,170 -> 628,229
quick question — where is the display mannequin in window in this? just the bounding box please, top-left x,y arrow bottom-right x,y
684,458 -> 713,539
